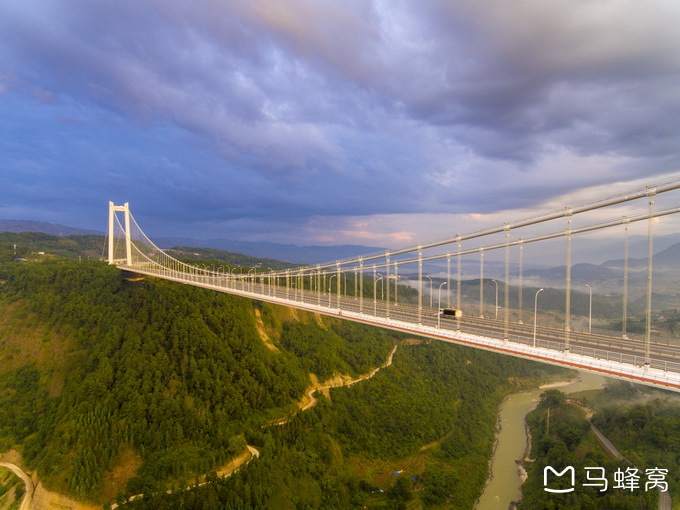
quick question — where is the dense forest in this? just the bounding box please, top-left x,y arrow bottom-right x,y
119,342 -> 559,510
0,232 -> 105,261
591,384 -> 680,503
0,259 -> 564,507
521,383 -> 680,509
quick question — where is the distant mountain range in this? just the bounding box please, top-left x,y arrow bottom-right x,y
3,219 -> 679,276
520,233 -> 680,267
0,219 -> 102,237
0,220 -> 384,265
518,241 -> 680,300
152,236 -> 386,265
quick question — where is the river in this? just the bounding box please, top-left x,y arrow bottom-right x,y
475,371 -> 607,510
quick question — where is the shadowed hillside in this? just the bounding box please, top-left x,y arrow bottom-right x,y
0,260 -> 565,508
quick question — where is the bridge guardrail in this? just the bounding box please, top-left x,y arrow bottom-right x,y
120,264 -> 680,389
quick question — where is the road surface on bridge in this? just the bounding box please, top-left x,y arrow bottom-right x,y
120,266 -> 680,391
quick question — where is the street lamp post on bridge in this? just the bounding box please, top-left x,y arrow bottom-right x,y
533,288 -> 544,348
373,267 -> 383,316
492,279 -> 499,320
585,284 -> 592,334
328,274 -> 337,307
248,268 -> 255,292
437,281 -> 448,329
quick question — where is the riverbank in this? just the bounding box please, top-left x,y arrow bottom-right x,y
516,379 -> 580,485
475,373 -> 606,510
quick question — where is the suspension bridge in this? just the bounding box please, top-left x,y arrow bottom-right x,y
108,180 -> 680,391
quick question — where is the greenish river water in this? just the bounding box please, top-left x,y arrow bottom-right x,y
475,372 -> 608,510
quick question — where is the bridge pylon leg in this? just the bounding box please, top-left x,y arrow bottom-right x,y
108,201 -> 115,264
108,201 -> 132,266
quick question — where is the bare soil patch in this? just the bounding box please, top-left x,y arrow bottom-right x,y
254,309 -> 279,352
100,447 -> 143,502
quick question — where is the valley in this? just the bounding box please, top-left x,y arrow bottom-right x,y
2,233 -> 680,509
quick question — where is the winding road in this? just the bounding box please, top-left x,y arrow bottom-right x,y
2,344 -> 397,509
0,462 -> 33,510
110,444 -> 260,509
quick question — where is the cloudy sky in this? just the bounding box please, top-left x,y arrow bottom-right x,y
2,0 -> 680,248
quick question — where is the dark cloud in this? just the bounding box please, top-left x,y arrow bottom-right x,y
1,0 -> 680,245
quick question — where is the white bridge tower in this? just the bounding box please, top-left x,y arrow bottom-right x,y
108,201 -> 132,265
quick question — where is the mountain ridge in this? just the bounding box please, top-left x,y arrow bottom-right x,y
0,219 -> 102,237
0,219 -> 383,264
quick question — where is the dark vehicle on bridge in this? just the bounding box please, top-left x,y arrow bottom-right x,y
438,308 -> 463,318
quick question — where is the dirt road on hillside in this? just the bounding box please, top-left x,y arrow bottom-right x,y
0,462 -> 33,510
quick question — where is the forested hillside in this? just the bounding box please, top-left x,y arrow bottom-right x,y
0,260 -> 564,508
591,385 -> 680,504
0,232 -> 299,270
0,232 -> 105,261
521,384 -> 680,508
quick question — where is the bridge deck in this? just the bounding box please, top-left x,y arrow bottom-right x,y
119,265 -> 680,392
